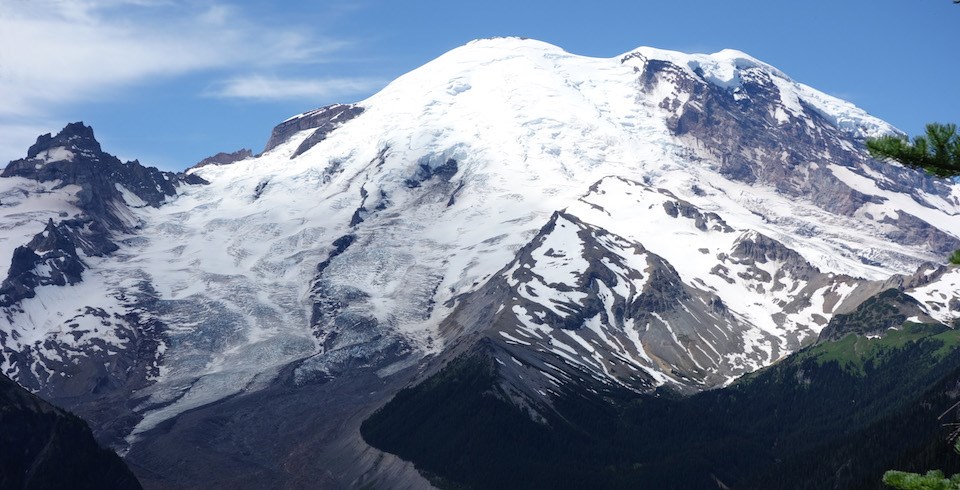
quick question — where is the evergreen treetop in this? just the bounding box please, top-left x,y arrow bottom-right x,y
867,123 -> 960,178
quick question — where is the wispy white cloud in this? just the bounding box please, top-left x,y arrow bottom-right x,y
208,75 -> 385,101
0,0 -> 351,116
0,0 -> 372,163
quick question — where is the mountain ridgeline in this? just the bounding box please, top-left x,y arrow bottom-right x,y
362,295 -> 960,489
0,38 -> 959,488
0,372 -> 141,489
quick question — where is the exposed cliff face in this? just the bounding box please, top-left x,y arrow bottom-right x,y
187,148 -> 254,172
0,219 -> 93,307
262,103 -> 365,156
629,52 -> 960,255
817,288 -> 933,342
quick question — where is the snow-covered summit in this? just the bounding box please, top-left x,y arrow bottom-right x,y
0,39 -> 958,479
166,36 -> 960,426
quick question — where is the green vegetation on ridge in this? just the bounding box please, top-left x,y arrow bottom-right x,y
364,313 -> 960,489
797,322 -> 959,376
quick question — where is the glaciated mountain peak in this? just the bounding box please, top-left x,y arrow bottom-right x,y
0,38 -> 959,487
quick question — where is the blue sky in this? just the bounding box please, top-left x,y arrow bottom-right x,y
2,0 -> 957,171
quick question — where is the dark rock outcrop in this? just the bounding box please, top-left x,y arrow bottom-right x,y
403,158 -> 459,188
262,104 -> 364,155
629,54 -> 960,255
0,220 -> 86,307
0,219 -> 122,308
818,288 -> 929,342
187,148 -> 253,172
659,189 -> 733,232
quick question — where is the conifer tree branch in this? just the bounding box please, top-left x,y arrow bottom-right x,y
867,123 -> 960,178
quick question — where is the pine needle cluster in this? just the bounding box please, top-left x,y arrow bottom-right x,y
883,438 -> 960,489
867,123 -> 960,179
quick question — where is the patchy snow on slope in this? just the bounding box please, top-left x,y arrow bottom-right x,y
33,147 -> 76,164
0,178 -> 82,278
907,268 -> 960,324
0,259 -> 133,379
621,45 -> 898,139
